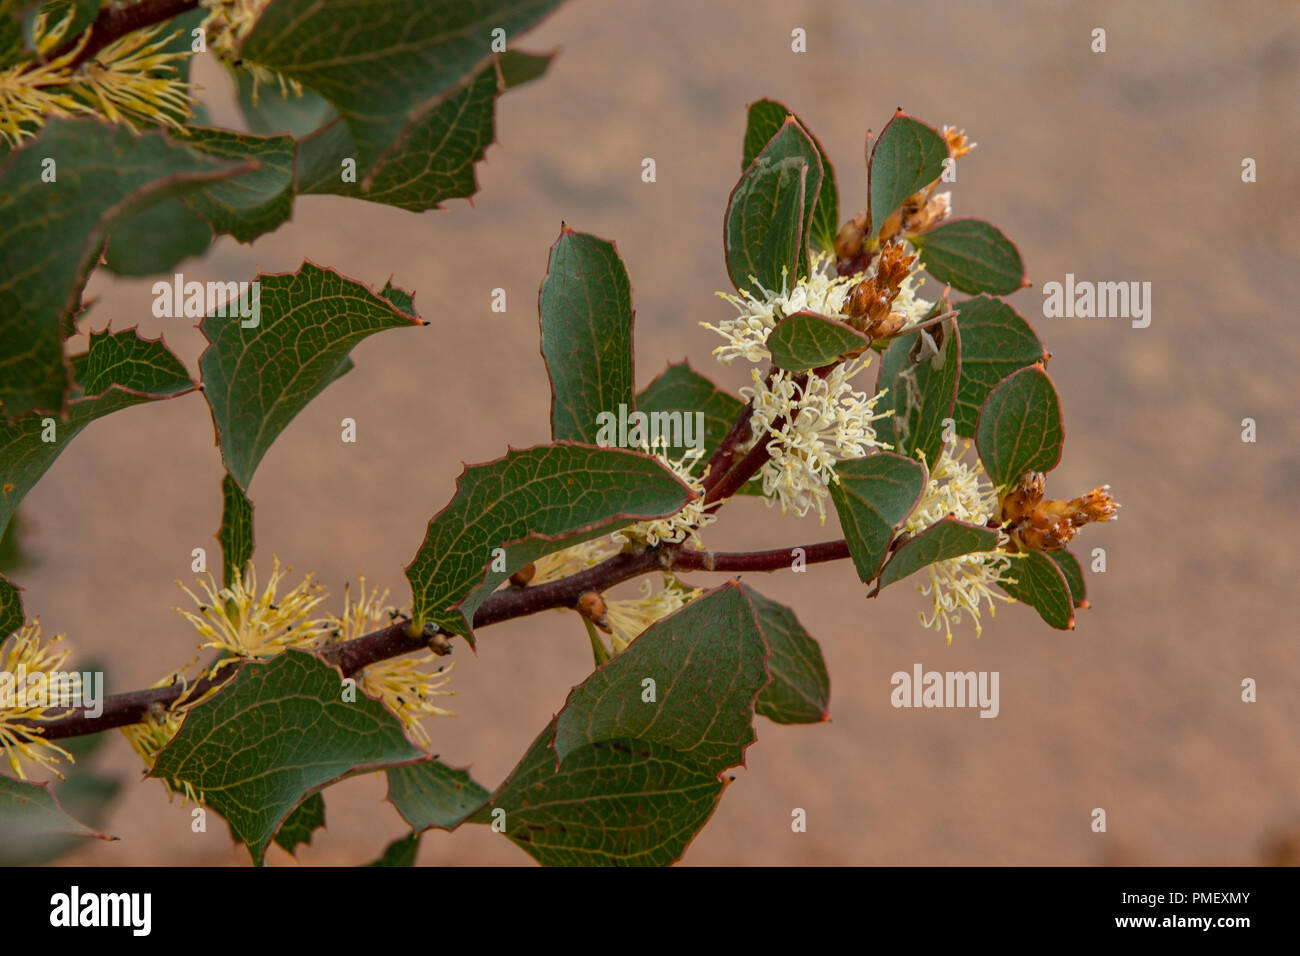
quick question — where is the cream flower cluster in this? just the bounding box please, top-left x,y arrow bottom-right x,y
611,443 -> 715,547
0,622 -> 77,780
702,252 -> 932,366
902,442 -> 1015,643
740,357 -> 892,522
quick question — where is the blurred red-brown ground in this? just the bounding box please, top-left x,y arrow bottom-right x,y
19,0 -> 1299,865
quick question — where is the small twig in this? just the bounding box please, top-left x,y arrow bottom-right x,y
44,0 -> 202,70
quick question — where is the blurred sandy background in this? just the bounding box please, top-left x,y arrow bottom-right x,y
21,0 -> 1300,865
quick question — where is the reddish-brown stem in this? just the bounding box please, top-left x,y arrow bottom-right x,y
45,0 -> 202,70
674,539 -> 850,572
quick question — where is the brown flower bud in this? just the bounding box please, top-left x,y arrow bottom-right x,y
576,591 -> 611,633
509,562 -> 536,587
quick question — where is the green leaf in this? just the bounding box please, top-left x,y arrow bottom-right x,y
552,584 -> 768,768
102,198 -> 213,276
473,583 -> 769,866
999,550 -> 1075,630
767,311 -> 871,372
0,119 -> 250,417
476,732 -> 723,866
239,0 -> 564,175
498,49 -> 554,89
1049,548 -> 1087,608
151,650 -> 425,865
297,53 -> 536,211
975,365 -> 1063,492
912,218 -> 1025,295
233,68 -> 332,137
365,831 -> 421,866
386,758 -> 491,832
217,473 -> 254,589
539,228 -> 635,444
743,99 -> 838,254
829,452 -> 928,582
178,126 -> 296,242
875,317 -> 962,468
725,117 -> 821,292
273,792 -> 325,855
744,585 -> 830,724
867,111 -> 948,235
0,776 -> 114,864
405,444 -> 693,642
198,262 -> 422,491
13,729 -> 123,865
951,295 -> 1047,436
635,361 -> 744,459
0,572 -> 20,643
0,330 -> 197,538
878,517 -> 1000,589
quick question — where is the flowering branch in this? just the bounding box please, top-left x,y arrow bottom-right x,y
30,528 -> 856,741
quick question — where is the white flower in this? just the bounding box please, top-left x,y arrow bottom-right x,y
611,443 -> 715,547
902,442 -> 1015,643
739,357 -> 891,522
702,252 -> 933,366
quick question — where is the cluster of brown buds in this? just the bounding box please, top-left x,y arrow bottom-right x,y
1000,472 -> 1119,552
841,239 -> 917,341
834,125 -> 975,274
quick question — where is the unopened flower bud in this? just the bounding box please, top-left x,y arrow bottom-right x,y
577,591 -> 611,633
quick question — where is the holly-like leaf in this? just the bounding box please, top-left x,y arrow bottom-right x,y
878,517 -> 1000,589
951,295 -> 1047,436
239,0 -> 564,176
829,451 -> 928,582
387,758 -> 491,832
725,117 -> 821,292
875,317 -> 962,468
405,444 -> 694,642
473,583 -> 769,866
912,218 -> 1025,295
0,330 -> 197,538
1049,548 -> 1087,608
636,361 -> 744,459
217,473 -> 254,589
0,776 -> 115,864
475,731 -> 723,866
178,127 -> 296,243
975,365 -> 1063,492
539,228 -> 635,444
767,311 -> 871,372
298,52 -> 551,211
552,583 -> 769,768
199,262 -> 422,491
0,119 -> 251,417
999,550 -> 1075,629
8,729 -> 122,865
0,572 -> 20,643
867,111 -> 948,235
365,831 -> 421,866
272,792 -> 325,855
151,651 -> 425,865
745,585 -> 830,725
743,99 -> 839,254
